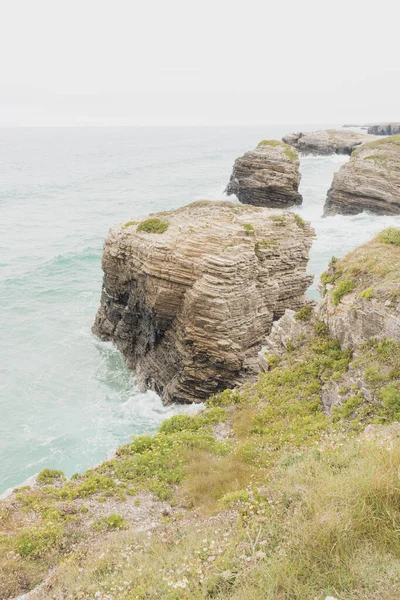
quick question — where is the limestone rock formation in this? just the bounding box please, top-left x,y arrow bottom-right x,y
258,307 -> 315,370
282,129 -> 374,156
93,200 -> 314,404
324,135 -> 400,216
259,229 -> 400,413
225,140 -> 302,208
318,230 -> 400,349
367,122 -> 400,136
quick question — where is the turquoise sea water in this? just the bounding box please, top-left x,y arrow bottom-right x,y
1,125 -> 400,494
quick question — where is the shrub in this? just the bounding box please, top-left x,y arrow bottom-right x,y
332,277 -> 355,306
15,522 -> 64,558
378,384 -> 400,416
136,218 -> 169,234
37,469 -> 65,485
359,287 -> 374,300
377,228 -> 400,247
93,514 -> 126,532
243,223 -> 255,236
294,305 -> 313,321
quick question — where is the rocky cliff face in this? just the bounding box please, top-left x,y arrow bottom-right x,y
367,123 -> 400,135
225,140 -> 302,208
282,129 -> 374,155
324,135 -> 400,216
259,229 -> 400,413
318,230 -> 400,348
93,200 -> 314,404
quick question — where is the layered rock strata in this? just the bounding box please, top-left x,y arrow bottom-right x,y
93,200 -> 314,404
367,123 -> 400,136
318,232 -> 400,348
259,229 -> 400,412
225,140 -> 302,208
282,129 -> 374,155
324,135 -> 400,216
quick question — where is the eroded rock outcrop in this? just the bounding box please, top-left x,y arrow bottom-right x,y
259,229 -> 400,413
318,230 -> 400,348
324,135 -> 400,216
93,200 -> 314,404
225,140 -> 302,208
282,129 -> 374,156
367,122 -> 400,136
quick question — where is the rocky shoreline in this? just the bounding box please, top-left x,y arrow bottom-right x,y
282,128 -> 374,155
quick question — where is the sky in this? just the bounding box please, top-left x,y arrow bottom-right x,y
0,0 -> 399,126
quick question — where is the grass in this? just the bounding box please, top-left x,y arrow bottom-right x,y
293,213 -> 306,228
122,220 -> 138,229
136,218 -> 169,234
257,139 -> 281,147
257,139 -> 298,161
283,143 -> 298,161
27,438 -> 400,600
3,322 -> 400,598
377,228 -> 400,247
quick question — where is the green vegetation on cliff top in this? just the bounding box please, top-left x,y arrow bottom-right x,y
257,139 -> 298,161
136,218 -> 169,234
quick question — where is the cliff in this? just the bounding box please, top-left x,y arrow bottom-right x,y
367,122 -> 400,135
225,140 -> 302,207
324,134 -> 400,215
318,228 -> 400,348
282,129 -> 374,155
92,200 -> 314,404
3,230 -> 400,600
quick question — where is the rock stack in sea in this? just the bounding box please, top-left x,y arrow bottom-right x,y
367,122 -> 400,136
225,140 -> 302,208
282,129 -> 374,155
324,135 -> 400,216
93,200 -> 314,404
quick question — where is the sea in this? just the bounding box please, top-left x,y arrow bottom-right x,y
1,125 -> 399,494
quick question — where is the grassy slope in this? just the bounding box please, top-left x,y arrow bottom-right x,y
3,230 -> 400,599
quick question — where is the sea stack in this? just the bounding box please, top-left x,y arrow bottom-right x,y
225,140 -> 302,208
367,123 -> 400,136
282,129 -> 374,155
324,135 -> 400,216
93,200 -> 314,404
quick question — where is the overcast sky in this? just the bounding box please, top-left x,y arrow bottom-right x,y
0,0 -> 399,126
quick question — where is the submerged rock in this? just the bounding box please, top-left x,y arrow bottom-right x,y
367,122 -> 400,135
282,129 -> 374,156
225,140 -> 302,208
93,200 -> 314,404
324,135 -> 400,216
